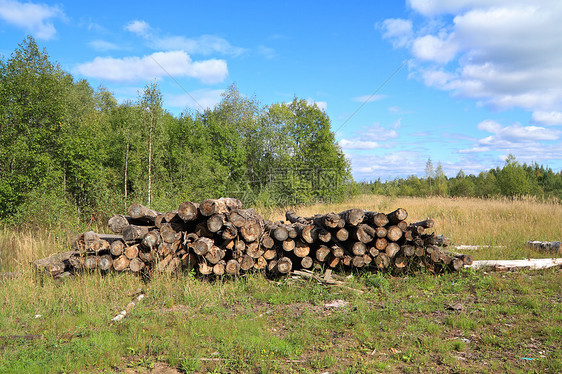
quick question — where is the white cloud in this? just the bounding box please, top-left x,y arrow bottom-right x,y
362,122 -> 400,141
306,99 -> 327,111
124,20 -> 245,57
152,34 -> 246,56
412,33 -> 458,63
458,146 -> 490,153
352,94 -> 386,103
381,18 -> 413,48
88,40 -> 120,52
0,0 -> 64,40
340,139 -> 380,150
383,1 -> 562,112
477,120 -> 560,142
125,20 -> 150,36
532,111 -> 562,126
75,50 -> 228,84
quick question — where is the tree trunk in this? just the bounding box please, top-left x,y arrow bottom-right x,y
387,208 -> 408,224
338,209 -> 365,226
178,201 -> 200,222
199,197 -> 242,216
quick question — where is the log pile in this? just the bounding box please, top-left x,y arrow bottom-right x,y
34,198 -> 472,279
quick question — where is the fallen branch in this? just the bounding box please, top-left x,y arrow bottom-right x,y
466,258 -> 562,271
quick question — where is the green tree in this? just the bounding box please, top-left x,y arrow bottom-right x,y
497,155 -> 534,197
139,82 -> 163,207
0,36 -> 66,218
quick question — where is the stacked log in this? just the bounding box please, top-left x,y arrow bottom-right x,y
34,199 -> 471,278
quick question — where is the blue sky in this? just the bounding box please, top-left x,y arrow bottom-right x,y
1,0 -> 561,181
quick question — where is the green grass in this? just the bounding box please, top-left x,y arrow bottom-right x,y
1,195 -> 561,373
1,268 -> 561,373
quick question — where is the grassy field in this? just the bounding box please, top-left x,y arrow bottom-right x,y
0,195 -> 561,373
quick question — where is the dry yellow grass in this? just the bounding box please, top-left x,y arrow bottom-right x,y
259,194 -> 562,260
1,194 -> 560,272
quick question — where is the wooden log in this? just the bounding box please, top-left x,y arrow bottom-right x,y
342,255 -> 353,267
269,223 -> 289,242
240,212 -> 264,243
331,244 -> 345,258
207,213 -> 226,233
316,245 -> 331,262
527,240 -> 562,254
205,246 -> 225,264
410,219 -> 434,229
335,228 -> 349,242
141,231 -> 160,251
160,223 -> 180,244
348,241 -> 367,256
292,223 -> 317,244
246,242 -> 265,259
226,259 -> 241,275
275,257 -> 293,274
353,224 -> 376,243
402,244 -> 415,257
328,256 -> 340,268
375,226 -> 387,238
261,232 -> 275,249
394,254 -> 407,268
386,226 -> 403,242
285,211 -> 309,224
128,203 -> 159,222
98,254 -> 113,271
84,256 -> 98,270
239,255 -> 255,271
228,208 -> 255,228
386,208 -> 408,224
263,248 -> 277,261
294,241 -> 311,258
193,237 -> 214,256
300,256 -> 313,269
317,212 -> 345,229
396,220 -> 408,232
375,238 -> 387,251
107,215 -> 151,233
339,209 -> 365,226
282,239 -> 296,252
178,201 -> 200,222
138,248 -> 154,263
375,253 -> 390,269
317,228 -> 332,243
363,254 -> 372,266
364,211 -> 389,227
287,226 -> 298,239
113,255 -> 130,271
198,262 -> 214,275
213,260 -> 226,276
254,256 -> 268,270
369,246 -> 379,258
124,244 -> 140,260
129,257 -> 145,272
122,225 -> 153,243
450,257 -> 464,271
352,255 -> 365,268
385,242 -> 400,258
199,197 -> 242,216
